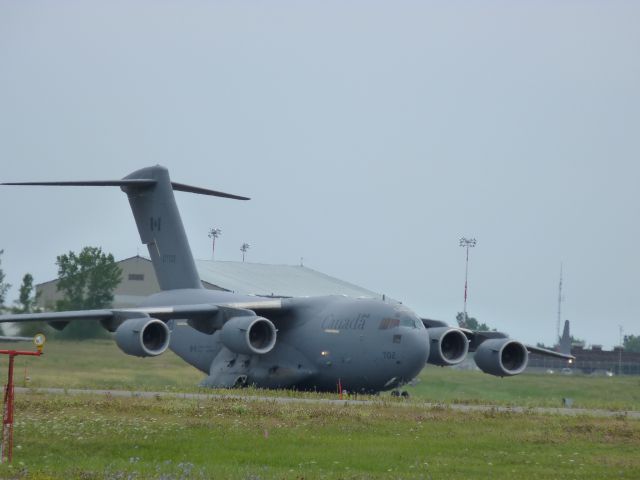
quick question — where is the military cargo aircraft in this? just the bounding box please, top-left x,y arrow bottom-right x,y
0,166 -> 572,393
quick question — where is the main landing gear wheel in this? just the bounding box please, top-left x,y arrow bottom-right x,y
391,390 -> 410,398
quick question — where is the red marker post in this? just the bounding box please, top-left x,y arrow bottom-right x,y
0,334 -> 46,463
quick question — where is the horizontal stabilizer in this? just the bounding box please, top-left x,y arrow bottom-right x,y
2,179 -> 249,200
171,182 -> 250,200
1,179 -> 156,188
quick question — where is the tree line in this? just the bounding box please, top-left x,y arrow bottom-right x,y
0,247 -> 121,339
1,248 -> 640,351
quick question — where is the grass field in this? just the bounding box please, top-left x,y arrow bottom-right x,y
407,366 -> 640,411
10,339 -> 640,411
0,392 -> 638,479
0,339 -> 637,479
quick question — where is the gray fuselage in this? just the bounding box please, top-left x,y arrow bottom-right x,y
140,289 -> 429,393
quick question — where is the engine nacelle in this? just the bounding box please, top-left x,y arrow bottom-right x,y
220,316 -> 277,355
115,317 -> 170,357
474,338 -> 528,376
427,327 -> 469,366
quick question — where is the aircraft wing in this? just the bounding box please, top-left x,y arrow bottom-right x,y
525,344 -> 575,360
0,299 -> 287,334
0,307 -> 213,324
463,330 -> 575,360
0,336 -> 39,342
421,318 -> 575,361
0,310 -> 114,323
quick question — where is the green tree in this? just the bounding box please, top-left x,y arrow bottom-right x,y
0,249 -> 11,309
456,312 -> 493,331
12,273 -> 48,337
13,273 -> 37,313
55,247 -> 122,339
0,249 -> 9,335
569,335 -> 585,347
623,335 -> 640,353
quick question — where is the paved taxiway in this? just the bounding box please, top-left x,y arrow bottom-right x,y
15,387 -> 640,419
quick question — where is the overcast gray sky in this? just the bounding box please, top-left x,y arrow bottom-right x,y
1,1 -> 638,348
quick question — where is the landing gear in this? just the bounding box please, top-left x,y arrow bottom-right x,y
391,390 -> 410,398
233,375 -> 248,388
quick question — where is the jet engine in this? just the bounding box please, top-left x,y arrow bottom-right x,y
115,317 -> 171,357
426,327 -> 469,366
220,316 -> 277,355
474,338 -> 528,376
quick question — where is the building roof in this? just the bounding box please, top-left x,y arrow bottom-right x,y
194,260 -> 380,298
35,255 -> 381,300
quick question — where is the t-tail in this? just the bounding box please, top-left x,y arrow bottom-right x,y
2,165 -> 249,291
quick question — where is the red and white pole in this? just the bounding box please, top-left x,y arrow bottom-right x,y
0,335 -> 45,464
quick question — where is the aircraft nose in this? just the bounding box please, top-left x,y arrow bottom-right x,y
404,325 -> 429,375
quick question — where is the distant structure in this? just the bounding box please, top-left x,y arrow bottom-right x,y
528,319 -> 640,375
558,320 -> 571,355
35,256 -> 383,310
459,237 -> 477,323
556,264 -> 563,343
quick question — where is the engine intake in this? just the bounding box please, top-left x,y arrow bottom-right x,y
220,316 -> 277,355
427,327 -> 469,366
115,317 -> 170,357
474,338 -> 528,376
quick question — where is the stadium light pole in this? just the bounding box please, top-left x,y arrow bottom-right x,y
208,228 -> 222,260
459,237 -> 477,325
240,243 -> 250,262
619,325 -> 624,375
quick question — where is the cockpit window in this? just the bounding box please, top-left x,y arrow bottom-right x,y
379,317 -> 420,329
400,317 -> 415,328
379,318 -> 400,330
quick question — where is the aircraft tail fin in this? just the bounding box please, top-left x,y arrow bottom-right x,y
2,165 -> 249,291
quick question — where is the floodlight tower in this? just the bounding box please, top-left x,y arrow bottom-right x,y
240,243 -> 250,262
459,237 -> 477,325
208,227 -> 222,260
619,325 -> 624,375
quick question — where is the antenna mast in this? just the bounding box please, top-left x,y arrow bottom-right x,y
556,263 -> 563,344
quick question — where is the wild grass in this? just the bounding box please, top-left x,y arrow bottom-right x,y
7,339 -> 203,392
406,365 -> 640,411
0,393 -> 639,479
0,339 -> 638,478
8,339 -> 640,411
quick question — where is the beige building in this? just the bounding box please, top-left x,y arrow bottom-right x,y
36,255 -> 380,309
